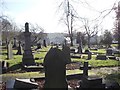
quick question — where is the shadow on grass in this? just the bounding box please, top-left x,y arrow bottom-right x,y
105,72 -> 120,85
8,62 -> 22,72
1,52 -> 7,55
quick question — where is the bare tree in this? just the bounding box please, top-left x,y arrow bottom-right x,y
81,18 -> 99,48
29,23 -> 47,45
58,0 -> 78,46
1,18 -> 14,45
114,1 -> 120,49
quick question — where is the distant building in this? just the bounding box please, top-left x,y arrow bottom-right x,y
47,33 -> 66,44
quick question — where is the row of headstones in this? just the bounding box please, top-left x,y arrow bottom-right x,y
7,47 -> 120,89
6,41 -> 22,60
71,47 -> 120,55
7,40 -> 47,59
70,48 -> 120,60
12,37 -> 47,50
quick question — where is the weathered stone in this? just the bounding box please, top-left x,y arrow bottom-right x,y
87,51 -> 92,60
12,37 -> 17,48
79,76 -> 105,88
80,62 -> 91,77
6,78 -> 38,89
16,41 -> 23,55
62,45 -> 71,64
43,39 -> 47,47
106,48 -> 113,56
43,47 -> 68,88
2,61 -> 9,73
22,22 -> 35,65
96,55 -> 107,60
7,42 -> 13,59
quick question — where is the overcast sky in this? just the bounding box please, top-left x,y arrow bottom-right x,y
3,0 -> 119,33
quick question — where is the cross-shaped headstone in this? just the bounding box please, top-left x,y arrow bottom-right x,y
80,62 -> 91,76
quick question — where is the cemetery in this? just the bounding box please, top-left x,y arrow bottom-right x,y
0,0 -> 120,89
0,23 -> 120,89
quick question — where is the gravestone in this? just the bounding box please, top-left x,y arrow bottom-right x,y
106,48 -> 113,56
80,62 -> 91,77
76,32 -> 82,54
35,43 -> 42,50
7,42 -> 13,59
77,44 -> 82,54
79,76 -> 105,88
79,62 -> 105,89
6,78 -> 38,89
22,22 -> 35,65
43,39 -> 47,47
84,49 -> 90,54
96,55 -> 107,60
16,41 -> 23,55
87,51 -> 92,60
37,43 -> 41,49
62,45 -> 71,64
43,47 -> 68,88
70,48 -> 76,54
12,37 -> 17,48
2,61 -> 9,73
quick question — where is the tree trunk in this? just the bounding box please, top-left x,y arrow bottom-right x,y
118,1 -> 120,49
118,34 -> 120,49
70,35 -> 73,46
88,36 -> 90,48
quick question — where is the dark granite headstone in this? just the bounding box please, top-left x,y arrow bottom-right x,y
16,41 -> 23,55
70,48 -> 76,54
43,47 -> 68,88
84,49 -> 90,54
106,48 -> 113,56
80,62 -> 91,77
12,37 -> 17,48
22,22 -> 35,65
43,39 -> 47,47
87,51 -> 92,60
96,55 -> 107,60
79,76 -> 105,88
77,45 -> 82,54
37,43 -> 41,49
76,32 -> 83,54
79,62 -> 105,89
2,61 -> 9,73
62,45 -> 71,64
